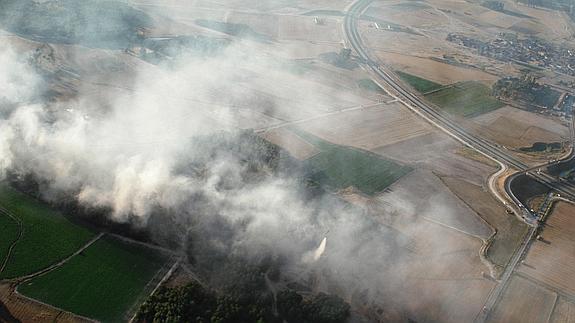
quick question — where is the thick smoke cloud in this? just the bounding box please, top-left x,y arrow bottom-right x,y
0,32 -> 481,320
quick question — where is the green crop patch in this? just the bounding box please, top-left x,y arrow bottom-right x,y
294,130 -> 412,195
425,81 -> 504,117
358,79 -> 386,94
18,236 -> 169,323
0,212 -> 20,268
0,183 -> 95,279
396,71 -> 443,93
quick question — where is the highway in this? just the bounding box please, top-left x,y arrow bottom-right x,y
342,1 -> 575,322
343,0 -> 575,204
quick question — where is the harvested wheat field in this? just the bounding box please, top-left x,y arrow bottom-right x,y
277,15 -> 342,42
376,206 -> 494,323
260,127 -> 319,160
298,101 -> 432,151
551,297 -> 575,323
369,52 -> 498,85
549,297 -> 575,323
469,106 -> 569,150
518,202 -> 575,296
488,274 -> 556,323
0,283 -> 89,323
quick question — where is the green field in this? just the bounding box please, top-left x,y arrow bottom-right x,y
425,81 -> 504,117
0,212 -> 20,269
396,71 -> 443,93
295,130 -> 412,195
19,236 -> 169,322
358,79 -> 386,94
0,183 -> 95,279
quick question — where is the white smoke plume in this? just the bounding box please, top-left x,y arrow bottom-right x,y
0,32 -> 488,321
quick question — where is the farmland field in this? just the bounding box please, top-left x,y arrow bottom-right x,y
0,212 -> 20,268
441,177 -> 528,269
18,236 -> 169,322
295,130 -> 412,195
488,274 -> 556,323
297,101 -> 432,152
518,202 -> 575,295
396,71 -> 443,93
425,81 -> 504,118
0,183 -> 95,279
551,297 -> 575,323
357,78 -> 386,94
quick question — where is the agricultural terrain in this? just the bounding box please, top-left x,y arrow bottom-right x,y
19,236 -> 171,322
0,183 -> 95,279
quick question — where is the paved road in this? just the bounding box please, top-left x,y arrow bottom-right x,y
342,1 -> 575,322
343,0 -> 575,202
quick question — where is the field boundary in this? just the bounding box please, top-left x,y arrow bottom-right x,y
127,256 -> 182,323
0,206 -> 23,275
12,287 -> 97,323
13,232 -> 105,283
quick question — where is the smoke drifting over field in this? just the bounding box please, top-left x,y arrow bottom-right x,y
0,5 -> 488,319
0,40 -> 399,272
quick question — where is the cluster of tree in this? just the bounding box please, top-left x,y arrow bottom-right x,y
482,1 -> 504,11
137,281 -> 350,323
140,36 -> 230,63
319,49 -> 358,70
141,246 -> 348,323
0,0 -> 153,49
277,290 -> 350,323
518,0 -> 575,18
185,130 -> 282,178
492,76 -> 560,108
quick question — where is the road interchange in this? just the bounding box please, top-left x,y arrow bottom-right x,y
343,0 -> 575,211
342,0 -> 575,321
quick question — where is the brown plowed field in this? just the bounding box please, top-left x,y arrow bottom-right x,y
551,297 -> 575,323
488,274 -> 556,323
298,102 -> 432,151
261,127 -> 319,160
518,202 -> 575,296
0,283 -> 90,323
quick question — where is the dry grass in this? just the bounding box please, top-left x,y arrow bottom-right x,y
469,106 -> 569,150
260,127 -> 319,160
551,297 -> 575,323
369,51 -> 498,85
488,274 -> 556,323
518,202 -> 575,296
441,177 -> 528,269
298,102 -> 432,151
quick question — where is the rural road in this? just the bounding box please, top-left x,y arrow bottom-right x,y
342,1 -> 575,322
342,0 -> 575,202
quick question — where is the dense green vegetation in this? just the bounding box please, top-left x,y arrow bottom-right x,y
0,183 -> 95,279
0,212 -> 19,268
426,81 -> 504,117
137,282 -> 349,323
520,142 -> 563,153
358,79 -> 386,94
294,130 -> 412,195
548,159 -> 575,181
19,236 -> 168,322
396,71 -> 443,93
319,49 -> 358,70
492,76 -> 561,108
0,0 -> 152,48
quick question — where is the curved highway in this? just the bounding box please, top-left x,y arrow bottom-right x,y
342,1 -> 575,322
343,0 -> 575,207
